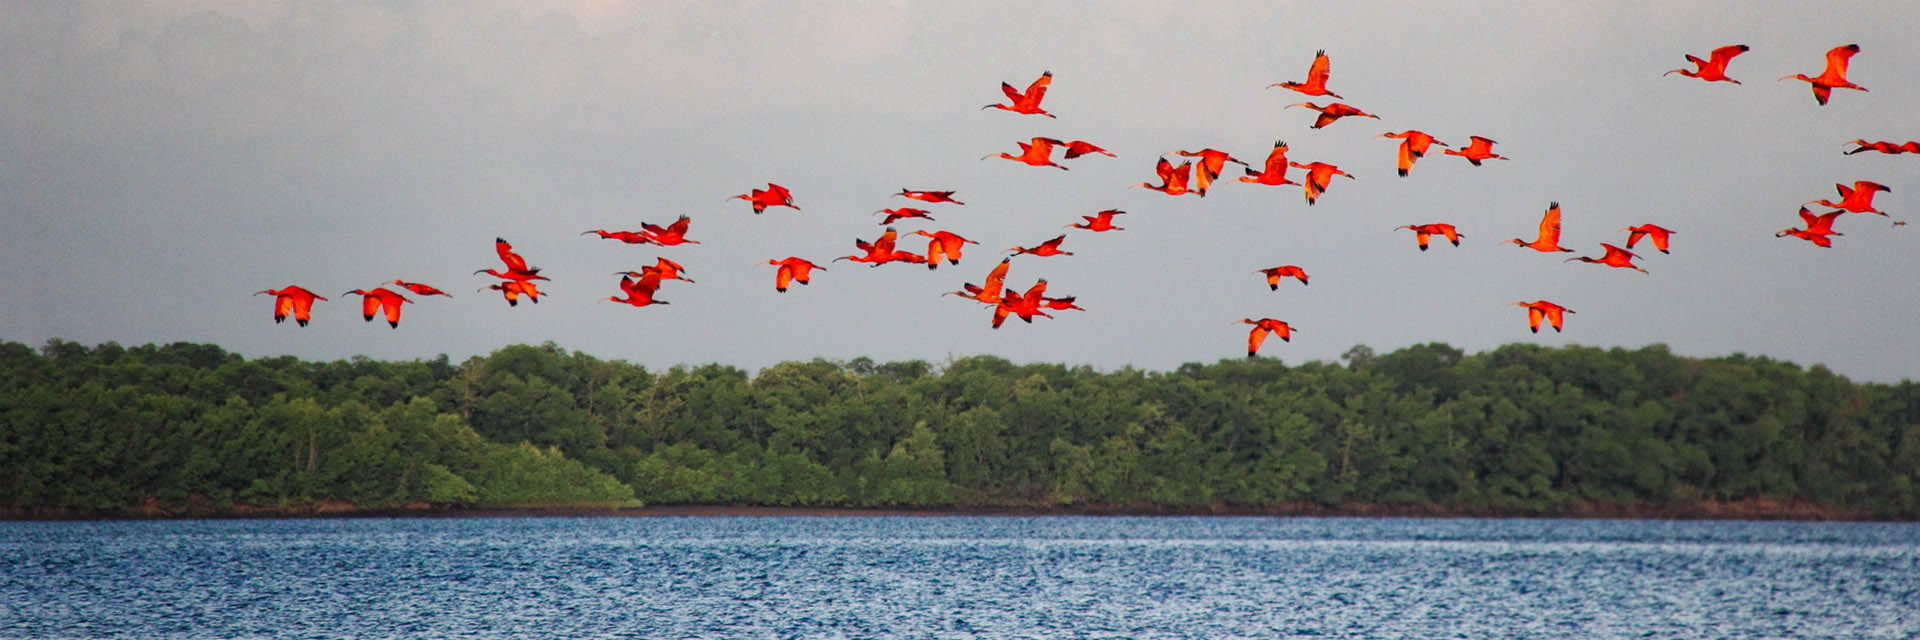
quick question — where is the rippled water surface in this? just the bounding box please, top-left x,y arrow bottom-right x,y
3,515 -> 1917,638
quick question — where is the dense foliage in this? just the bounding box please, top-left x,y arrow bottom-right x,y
3,339 -> 1917,517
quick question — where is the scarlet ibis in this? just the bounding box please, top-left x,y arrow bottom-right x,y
1007,234 -> 1073,258
1239,141 -> 1299,186
1443,136 -> 1508,165
985,137 -> 1069,170
614,257 -> 694,284
1167,149 -> 1248,196
911,230 -> 978,269
1287,160 -> 1353,205
1397,223 -> 1463,251
1287,102 -> 1379,129
1268,50 -> 1342,99
477,238 -> 548,281
766,257 -> 824,292
1806,181 -> 1892,216
992,279 -> 1053,328
582,229 -> 654,245
1066,209 -> 1125,232
640,216 -> 699,245
1512,300 -> 1573,333
948,258 -> 1014,305
1135,158 -> 1194,196
1622,224 -> 1676,254
1844,140 -> 1920,155
480,280 -> 541,306
605,272 -> 667,307
982,71 -> 1055,118
896,189 -> 964,205
875,207 -> 935,225
1507,202 -> 1574,253
1566,243 -> 1648,273
1776,207 -> 1846,247
254,286 -> 327,326
342,287 -> 413,328
1781,44 -> 1866,106
731,183 -> 798,214
835,227 -> 913,267
1665,44 -> 1750,84
389,280 -> 452,298
1062,140 -> 1114,159
1256,265 -> 1309,289
1377,131 -> 1451,177
1236,318 -> 1295,357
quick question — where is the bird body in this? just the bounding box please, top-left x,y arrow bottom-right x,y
1666,44 -> 1750,83
389,280 -> 452,298
1508,201 -> 1573,252
1844,140 -> 1920,155
1239,141 -> 1299,186
1268,50 -> 1341,99
896,189 -> 964,205
1397,223 -> 1464,251
1168,149 -> 1247,196
1137,158 -> 1195,196
983,71 -> 1055,118
986,137 -> 1070,170
1567,243 -> 1648,273
1378,131 -> 1450,177
732,183 -> 798,214
255,286 -> 327,326
766,257 -> 824,292
1807,180 -> 1892,216
1237,318 -> 1295,357
1067,209 -> 1125,232
1288,160 -> 1353,205
582,229 -> 654,245
1443,136 -> 1508,165
1622,224 -> 1676,253
1781,44 -> 1866,106
875,207 -> 935,225
1256,265 -> 1309,289
1007,234 -> 1073,258
1513,300 -> 1573,333
343,287 -> 413,328
1062,140 -> 1114,159
640,216 -> 699,245
912,230 -> 978,269
1287,101 -> 1379,129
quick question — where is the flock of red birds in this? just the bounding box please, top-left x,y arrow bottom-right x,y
257,43 -> 1905,358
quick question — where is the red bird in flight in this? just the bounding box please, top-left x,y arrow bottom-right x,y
1288,160 -> 1354,205
983,71 -> 1055,118
912,230 -> 978,269
766,257 -> 824,292
1397,223 -> 1464,251
1007,234 -> 1073,258
875,207 -> 936,225
1806,180 -> 1893,216
1167,149 -> 1248,196
1844,140 -> 1920,155
1237,318 -> 1296,357
1566,243 -> 1649,273
896,189 -> 964,205
1665,44 -> 1750,84
1622,224 -> 1676,254
1239,141 -> 1299,187
1513,301 -> 1573,333
1776,207 -> 1846,247
984,137 -> 1070,170
255,286 -> 327,327
1063,140 -> 1114,159
1066,209 -> 1125,232
1256,265 -> 1309,289
389,280 -> 452,298
1780,44 -> 1867,106
640,216 -> 700,246
1378,131 -> 1450,177
342,287 -> 413,328
1287,102 -> 1379,129
1135,158 -> 1195,196
1443,136 -> 1508,166
731,183 -> 799,214
1508,202 -> 1574,253
1268,50 -> 1342,99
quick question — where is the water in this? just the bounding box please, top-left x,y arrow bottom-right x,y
2,516 -> 1916,639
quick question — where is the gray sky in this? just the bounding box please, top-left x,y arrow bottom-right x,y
5,1 -> 1918,382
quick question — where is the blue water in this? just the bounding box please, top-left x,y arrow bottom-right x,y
2,516 -> 1916,639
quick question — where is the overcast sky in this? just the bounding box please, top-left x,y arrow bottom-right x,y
5,1 -> 1918,382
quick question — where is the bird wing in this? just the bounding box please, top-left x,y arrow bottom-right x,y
1540,202 -> 1563,244
1306,50 -> 1332,88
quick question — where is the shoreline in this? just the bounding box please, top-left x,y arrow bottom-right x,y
1,497 -> 1894,522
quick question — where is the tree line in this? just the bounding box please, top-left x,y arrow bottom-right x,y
2,339 -> 1916,517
